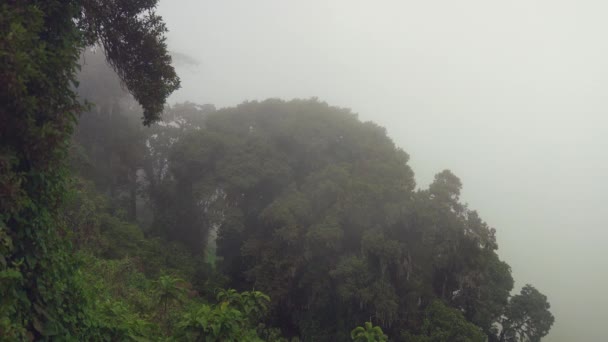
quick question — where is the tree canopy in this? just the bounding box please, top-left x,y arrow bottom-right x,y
132,98 -> 554,341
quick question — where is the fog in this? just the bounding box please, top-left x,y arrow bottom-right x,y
157,1 -> 608,340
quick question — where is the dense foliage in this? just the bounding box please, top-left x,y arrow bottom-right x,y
0,0 -> 177,339
1,2 -> 554,340
72,68 -> 554,339
138,98 -> 553,341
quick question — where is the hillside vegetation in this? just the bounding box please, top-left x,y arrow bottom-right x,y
0,2 -> 553,340
67,53 -> 554,340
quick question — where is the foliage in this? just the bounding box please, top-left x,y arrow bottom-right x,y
1,1 -> 554,338
351,322 -> 389,342
1,2 -> 91,339
498,285 -> 555,342
144,99 -> 523,340
73,56 -> 214,229
62,175 -> 201,280
175,289 -> 273,341
155,275 -> 187,320
0,0 -> 178,338
78,0 -> 180,124
177,302 -> 261,342
76,250 -> 274,341
402,300 -> 485,342
216,289 -> 271,323
61,172 -> 281,340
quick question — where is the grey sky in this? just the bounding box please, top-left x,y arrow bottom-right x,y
157,1 -> 608,340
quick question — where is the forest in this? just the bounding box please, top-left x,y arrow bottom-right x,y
1,1 -> 553,341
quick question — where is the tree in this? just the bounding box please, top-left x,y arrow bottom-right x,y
403,300 -> 485,342
78,0 -> 180,124
0,0 -> 178,338
429,169 -> 463,209
147,99 -> 553,340
217,289 -> 270,323
499,285 -> 554,342
155,275 -> 187,320
351,322 -> 389,342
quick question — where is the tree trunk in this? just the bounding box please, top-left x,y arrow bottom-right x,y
129,167 -> 137,221
441,273 -> 448,300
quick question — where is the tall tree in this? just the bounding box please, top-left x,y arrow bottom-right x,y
0,0 -> 178,338
148,99 -> 553,341
499,285 -> 555,342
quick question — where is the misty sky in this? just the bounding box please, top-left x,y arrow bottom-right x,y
157,1 -> 608,340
